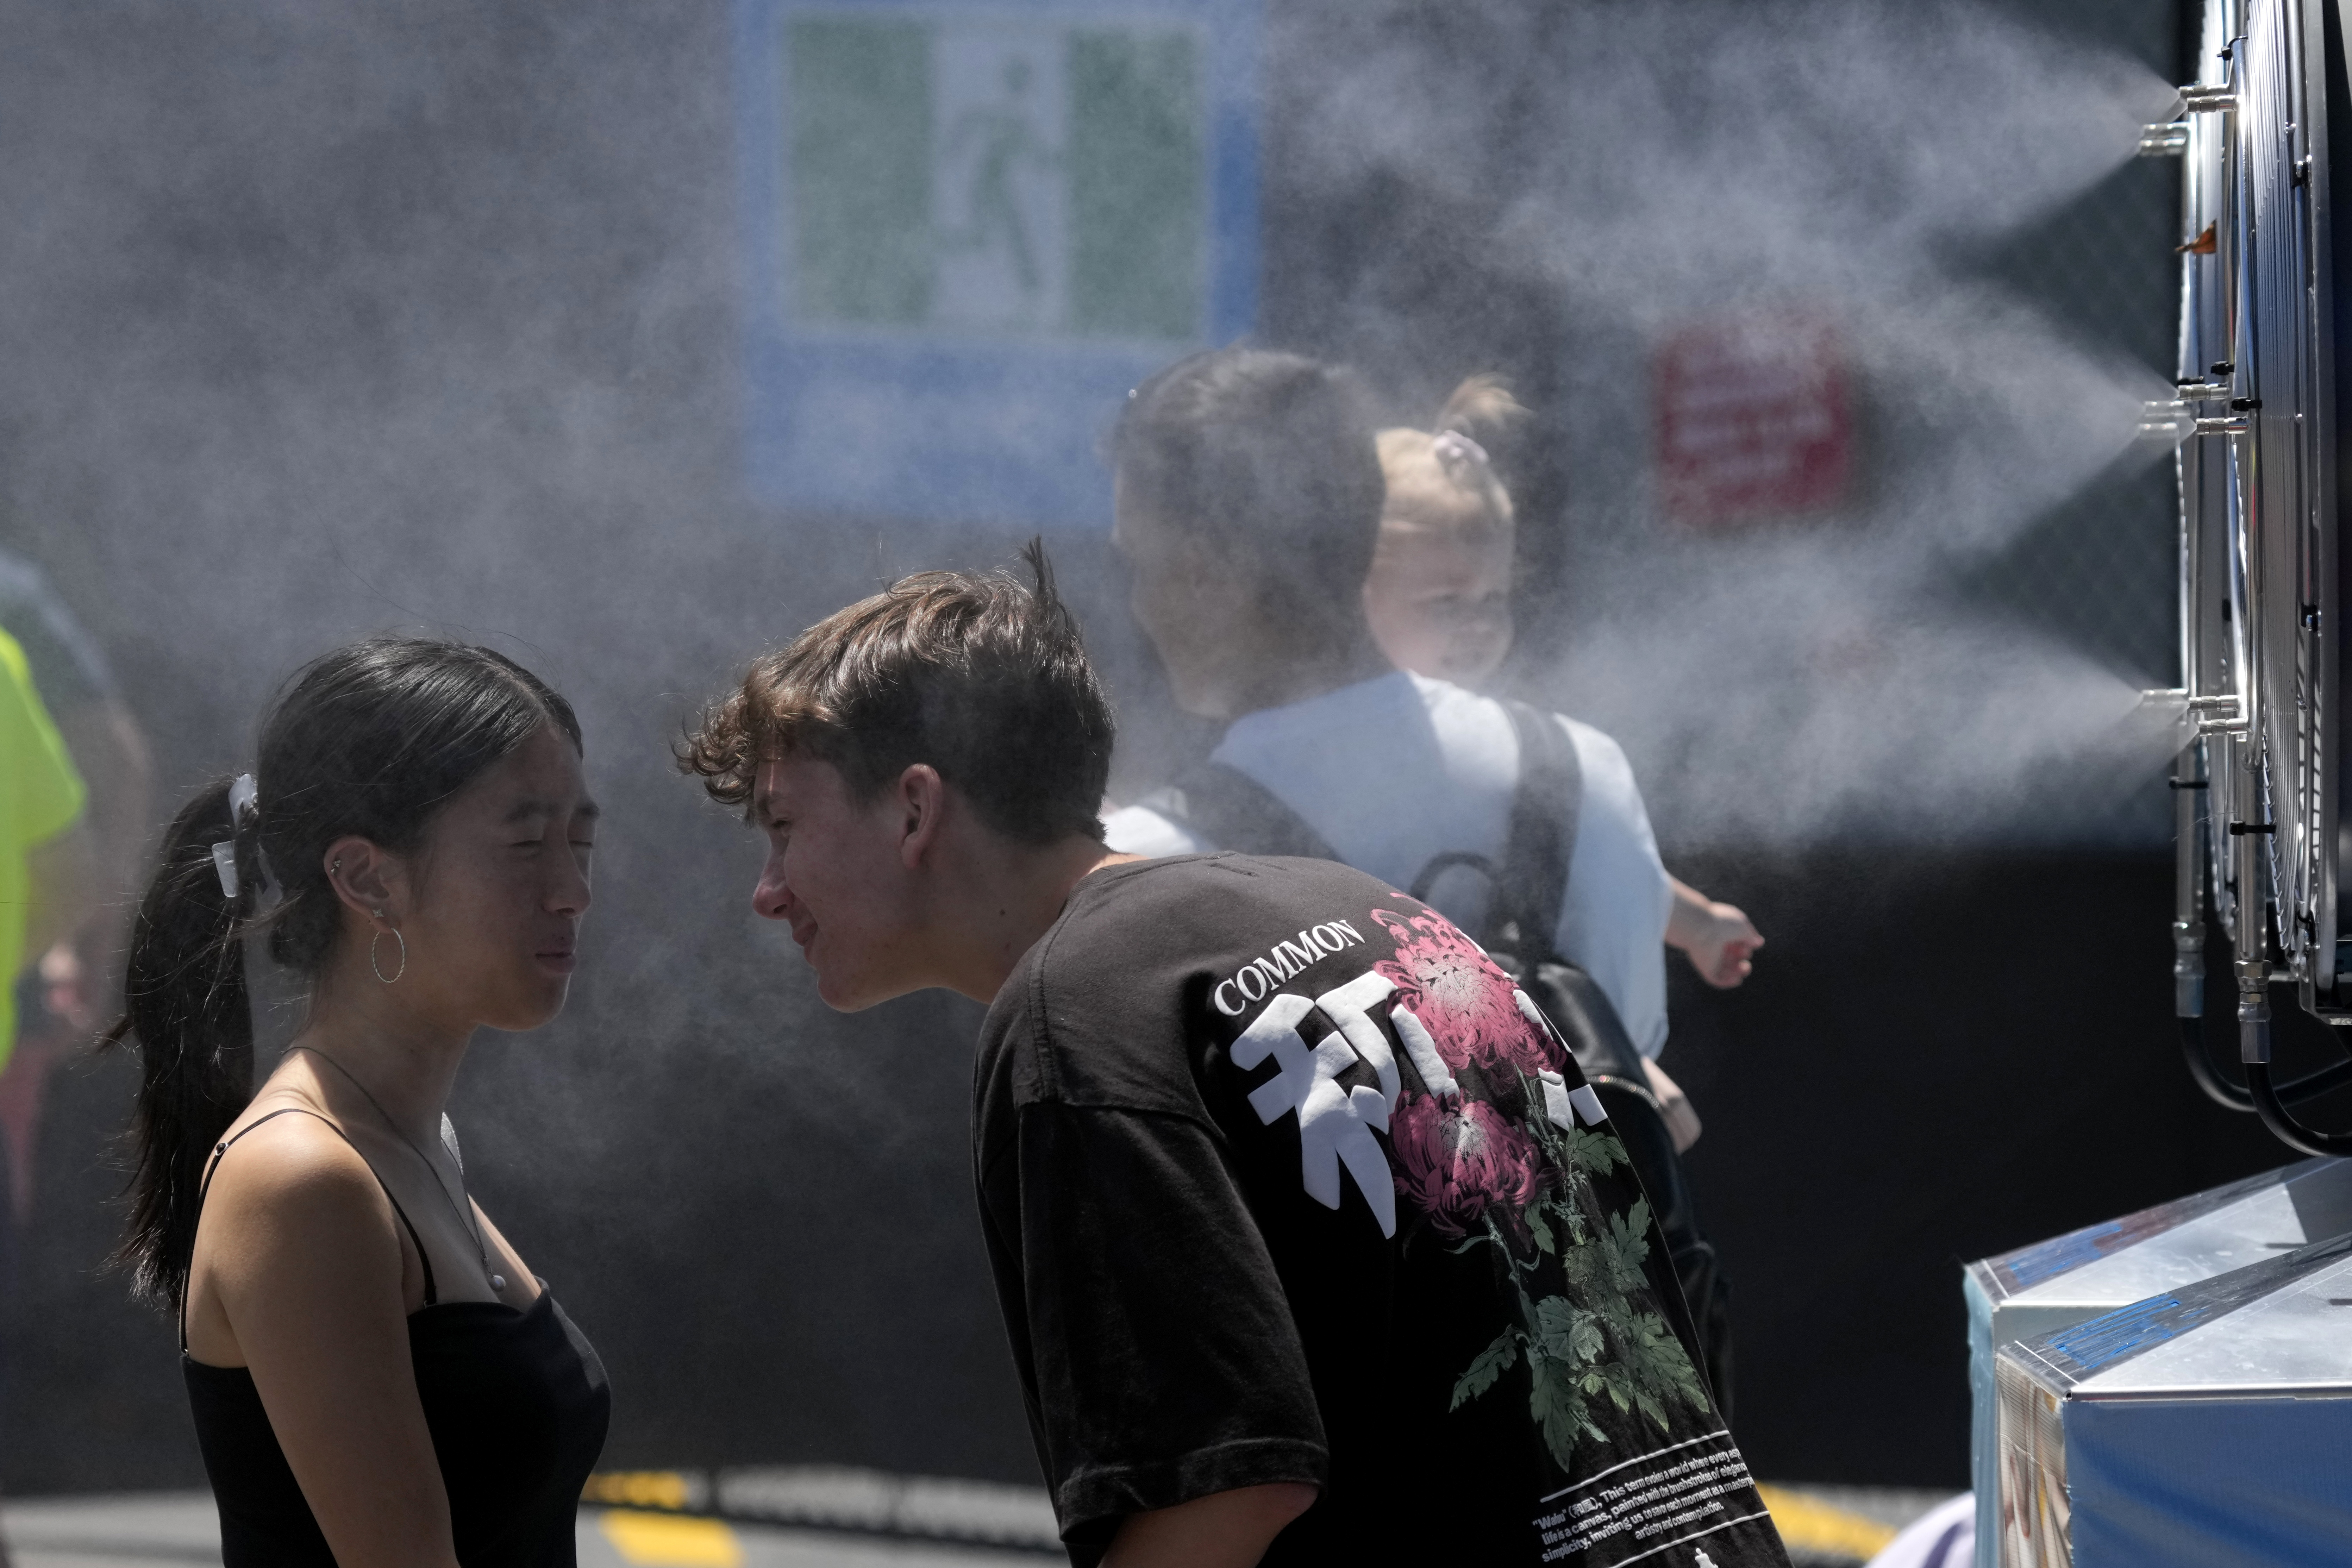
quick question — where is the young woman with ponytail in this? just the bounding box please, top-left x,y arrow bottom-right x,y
111,638 -> 608,1568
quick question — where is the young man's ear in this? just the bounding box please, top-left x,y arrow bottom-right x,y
893,764 -> 949,870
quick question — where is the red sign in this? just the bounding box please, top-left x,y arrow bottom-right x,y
1655,312 -> 1852,527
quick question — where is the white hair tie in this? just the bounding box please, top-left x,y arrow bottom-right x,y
1431,429 -> 1491,486
211,773 -> 258,900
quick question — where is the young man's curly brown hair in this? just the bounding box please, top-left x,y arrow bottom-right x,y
679,542 -> 1114,845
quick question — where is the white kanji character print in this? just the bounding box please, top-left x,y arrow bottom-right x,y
1230,973 -> 1405,1237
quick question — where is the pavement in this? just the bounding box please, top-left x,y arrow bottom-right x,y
0,1477 -> 1960,1568
0,1493 -> 1045,1568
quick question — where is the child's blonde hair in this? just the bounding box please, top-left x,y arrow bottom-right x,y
1375,375 -> 1530,542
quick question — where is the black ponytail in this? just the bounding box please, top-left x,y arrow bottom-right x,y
107,638 -> 580,1310
105,780 -> 261,1308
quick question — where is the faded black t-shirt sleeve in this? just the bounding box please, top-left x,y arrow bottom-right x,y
992,1096 -> 1327,1551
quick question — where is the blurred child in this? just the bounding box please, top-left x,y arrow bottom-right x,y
1362,375 -> 1525,690
1364,378 -> 1764,1144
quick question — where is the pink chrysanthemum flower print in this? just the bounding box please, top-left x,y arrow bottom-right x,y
1372,906 -> 1559,1077
1389,1095 -> 1544,1236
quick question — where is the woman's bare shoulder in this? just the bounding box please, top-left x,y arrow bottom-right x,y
186,1096 -> 417,1367
200,1100 -> 398,1243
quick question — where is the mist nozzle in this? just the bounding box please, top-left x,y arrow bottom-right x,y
2141,690 -> 2244,736
2140,689 -> 2243,726
2139,400 -> 2250,443
2174,84 -> 2238,115
2140,399 -> 2196,443
2139,122 -> 2192,156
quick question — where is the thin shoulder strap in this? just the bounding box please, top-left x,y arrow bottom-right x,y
1493,700 -> 1584,961
183,1107 -> 439,1350
1139,763 -> 1344,862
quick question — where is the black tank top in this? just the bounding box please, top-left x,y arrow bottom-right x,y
182,1108 -> 610,1568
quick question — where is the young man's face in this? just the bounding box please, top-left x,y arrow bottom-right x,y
749,753 -> 925,1010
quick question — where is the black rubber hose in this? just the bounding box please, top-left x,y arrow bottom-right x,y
2177,1017 -> 2352,1110
2180,1016 -> 2256,1109
2246,1060 -> 2352,1156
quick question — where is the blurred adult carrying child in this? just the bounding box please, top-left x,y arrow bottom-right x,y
1103,349 -> 1757,1413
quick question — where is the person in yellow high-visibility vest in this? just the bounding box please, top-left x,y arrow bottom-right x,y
0,623 -> 89,1568
0,624 -> 92,1074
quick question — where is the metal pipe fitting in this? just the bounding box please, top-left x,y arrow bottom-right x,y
2230,712 -> 2270,1064
2240,973 -> 2273,1063
2173,722 -> 2209,1020
2175,917 -> 2207,1018
2237,950 -> 2274,1064
2179,83 -> 2238,114
2140,122 -> 2193,156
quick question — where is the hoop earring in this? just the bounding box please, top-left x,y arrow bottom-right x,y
370,927 -> 407,985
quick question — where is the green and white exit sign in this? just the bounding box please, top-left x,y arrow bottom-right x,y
736,0 -> 1261,526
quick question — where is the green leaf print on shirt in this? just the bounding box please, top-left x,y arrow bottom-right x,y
1442,1068 -> 1712,1473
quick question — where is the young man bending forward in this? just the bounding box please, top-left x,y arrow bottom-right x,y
681,553 -> 1788,1568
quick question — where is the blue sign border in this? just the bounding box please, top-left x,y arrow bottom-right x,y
733,0 -> 1261,528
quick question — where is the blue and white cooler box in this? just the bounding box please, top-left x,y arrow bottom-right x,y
1962,1158 -> 2352,1567
1993,1231 -> 2352,1566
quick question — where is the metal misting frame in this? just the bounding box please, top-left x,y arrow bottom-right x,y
2139,0 -> 2352,1154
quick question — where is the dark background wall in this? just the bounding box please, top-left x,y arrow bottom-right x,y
2,0 -> 2317,1500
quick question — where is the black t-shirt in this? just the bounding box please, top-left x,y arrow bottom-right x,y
975,853 -> 1788,1567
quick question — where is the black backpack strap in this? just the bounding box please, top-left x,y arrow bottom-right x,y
1491,699 -> 1583,957
1133,764 -> 1344,862
1526,959 -> 1652,1093
1491,703 -> 1731,1416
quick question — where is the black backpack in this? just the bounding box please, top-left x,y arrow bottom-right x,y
1133,700 -> 1735,1419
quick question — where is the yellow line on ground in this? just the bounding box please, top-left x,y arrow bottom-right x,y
1755,1485 -> 1899,1560
583,1472 -> 698,1511
597,1509 -> 744,1568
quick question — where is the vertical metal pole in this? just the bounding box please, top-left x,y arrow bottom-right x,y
2177,92 -> 2211,1023
2216,18 -> 2271,1066
2176,744 -> 2209,1019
